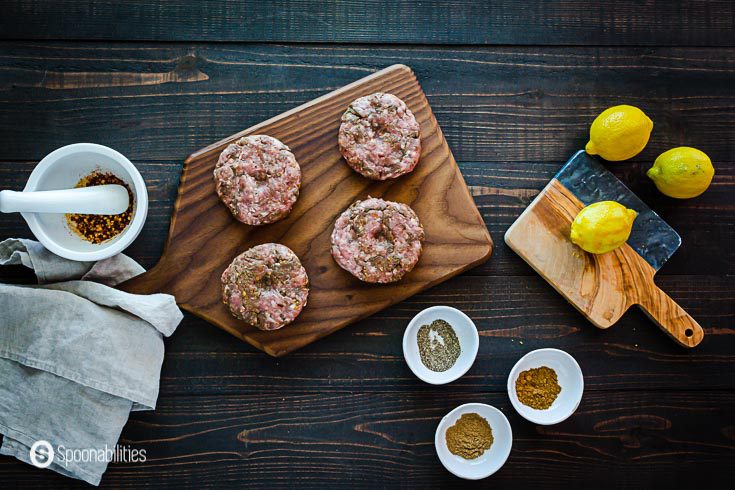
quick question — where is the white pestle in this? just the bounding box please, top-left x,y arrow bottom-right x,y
0,185 -> 130,215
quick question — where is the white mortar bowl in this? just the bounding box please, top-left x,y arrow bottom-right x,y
21,143 -> 148,261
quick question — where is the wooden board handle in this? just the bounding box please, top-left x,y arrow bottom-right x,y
636,285 -> 704,348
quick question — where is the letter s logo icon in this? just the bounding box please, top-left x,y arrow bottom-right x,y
29,440 -> 54,469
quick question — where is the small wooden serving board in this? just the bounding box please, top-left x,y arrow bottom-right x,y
504,155 -> 704,348
120,65 -> 493,356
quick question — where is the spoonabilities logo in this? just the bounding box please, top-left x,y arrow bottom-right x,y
29,440 -> 55,469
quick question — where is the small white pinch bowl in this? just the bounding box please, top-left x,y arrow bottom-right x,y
435,403 -> 512,480
402,306 -> 479,385
20,143 -> 148,262
507,348 -> 584,425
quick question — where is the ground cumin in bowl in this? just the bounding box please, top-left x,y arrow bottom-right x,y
445,412 -> 494,459
435,403 -> 512,480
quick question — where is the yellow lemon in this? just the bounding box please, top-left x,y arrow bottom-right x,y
647,147 -> 714,199
585,105 -> 653,161
570,201 -> 638,254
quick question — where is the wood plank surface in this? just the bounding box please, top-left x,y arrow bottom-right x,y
2,1 -> 735,45
1,44 -> 734,165
0,161 -> 735,276
2,268 -> 731,393
2,391 -> 733,488
0,44 -> 733,276
155,274 -> 735,394
2,160 -> 732,277
1,3 -> 734,487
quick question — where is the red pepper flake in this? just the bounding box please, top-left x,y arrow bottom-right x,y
66,171 -> 134,244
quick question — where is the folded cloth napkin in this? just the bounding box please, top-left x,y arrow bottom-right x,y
0,238 -> 182,485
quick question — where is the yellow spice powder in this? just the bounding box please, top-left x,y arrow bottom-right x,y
515,365 -> 562,410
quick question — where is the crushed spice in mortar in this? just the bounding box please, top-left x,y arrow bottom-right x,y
515,366 -> 562,410
445,412 -> 494,459
416,319 -> 461,372
66,171 -> 133,244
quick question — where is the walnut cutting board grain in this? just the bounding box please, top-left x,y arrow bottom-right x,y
118,65 -> 493,356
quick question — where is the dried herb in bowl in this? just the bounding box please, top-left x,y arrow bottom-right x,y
417,319 -> 461,372
66,171 -> 134,244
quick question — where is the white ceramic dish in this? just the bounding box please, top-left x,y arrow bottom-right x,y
402,306 -> 479,385
19,143 -> 148,262
435,403 -> 512,480
507,348 -> 584,425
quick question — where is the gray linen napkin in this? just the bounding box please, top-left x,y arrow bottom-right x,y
0,238 -> 182,485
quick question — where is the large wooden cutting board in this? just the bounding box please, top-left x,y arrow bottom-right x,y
119,65 -> 493,356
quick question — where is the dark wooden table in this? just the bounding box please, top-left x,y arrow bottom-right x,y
1,1 -> 734,487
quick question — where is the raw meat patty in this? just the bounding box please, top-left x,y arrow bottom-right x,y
214,135 -> 301,225
338,92 -> 421,180
331,197 -> 425,283
221,243 -> 309,331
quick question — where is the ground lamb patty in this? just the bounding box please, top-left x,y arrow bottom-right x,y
331,197 -> 425,283
214,135 -> 301,225
338,92 -> 421,180
221,243 -> 309,331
